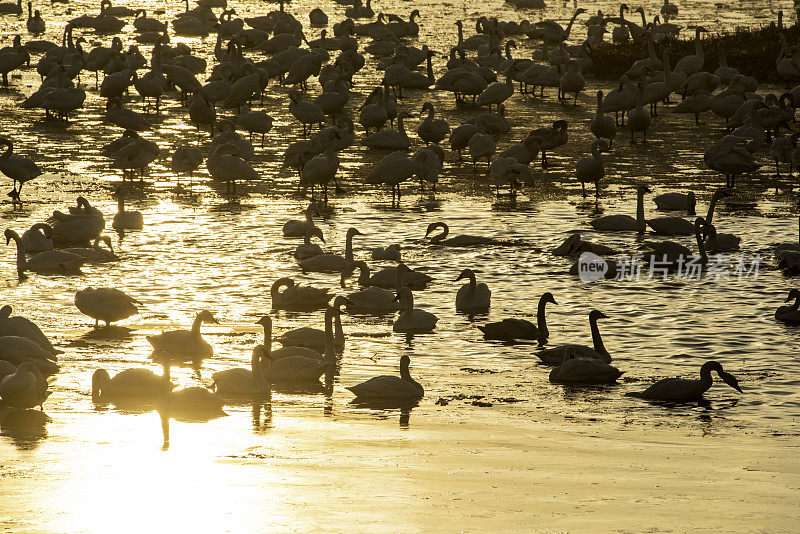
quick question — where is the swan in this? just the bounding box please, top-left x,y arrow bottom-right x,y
476,72 -> 514,112
455,268 -> 491,311
703,223 -> 740,252
212,346 -> 270,396
417,102 -> 449,144
341,260 -> 430,289
627,82 -> 650,143
301,146 -> 340,202
298,227 -> 361,273
425,221 -> 502,246
0,306 -> 59,355
21,223 -> 53,253
294,227 -> 326,261
478,292 -> 556,342
529,120 -> 568,167
110,132 -> 159,181
289,90 -> 326,136
0,336 -> 58,374
559,61 -> 585,105
537,310 -> 611,365
703,135 -> 760,187
157,353 -> 226,420
347,355 -> 424,399
112,192 -> 143,231
393,287 -> 438,333
5,229 -> 84,278
590,90 -> 616,148
654,191 -> 696,213
0,362 -> 49,410
549,351 -> 623,384
171,147 -> 203,184
147,310 -> 218,361
642,217 -> 709,271
0,137 -> 42,204
207,143 -> 259,195
775,289 -> 800,324
499,135 -> 542,166
237,106 -> 274,146
589,185 -> 649,232
576,139 -> 608,197
283,204 -> 318,237
63,236 -> 119,263
647,216 -> 695,236
344,280 -> 402,312
372,244 -> 401,261
674,26 -> 708,76
365,151 -> 423,201
74,287 -> 140,327
363,110 -> 411,150
263,308 -> 336,383
280,297 -> 347,351
256,316 -> 324,361
0,0 -> 21,15
92,368 -> 173,400
552,234 -> 619,256
626,361 -> 742,402
449,123 -> 480,161
271,277 -> 331,311
468,118 -> 496,171
26,3 -> 45,35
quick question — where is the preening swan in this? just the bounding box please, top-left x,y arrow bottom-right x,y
63,236 -> 119,263
0,361 -> 49,409
92,368 -> 174,400
0,305 -> 60,354
298,227 -> 362,272
263,309 -> 337,382
212,346 -> 270,396
271,277 -> 331,311
552,234 -> 619,256
537,310 -> 611,365
393,287 -> 438,333
425,221 -> 501,246
478,292 -> 556,342
75,287 -> 140,327
147,310 -> 218,361
626,360 -> 742,402
454,268 -> 491,311
5,229 -> 84,278
20,223 -> 53,254
549,350 -> 623,385
0,336 -> 58,374
294,227 -> 326,261
280,296 -> 347,351
589,185 -> 649,232
347,355 -> 424,399
371,244 -> 401,261
341,260 -> 432,289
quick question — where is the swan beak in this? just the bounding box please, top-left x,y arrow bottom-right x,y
721,372 -> 743,393
598,312 -> 609,319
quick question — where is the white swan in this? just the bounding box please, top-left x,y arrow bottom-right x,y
294,227 -> 326,261
112,192 -> 143,231
590,90 -> 616,148
271,277 -> 331,311
147,310 -> 218,361
347,355 -> 424,399
212,346 -> 270,396
647,216 -> 695,236
256,316 -> 324,361
63,236 -> 119,263
626,361 -> 742,402
704,223 -> 741,252
590,185 -> 649,232
74,287 -> 140,327
478,292 -> 556,342
537,310 -> 611,365
393,287 -> 438,333
0,361 -> 49,409
92,368 -> 173,400
549,352 -> 623,384
455,268 -> 491,311
298,227 -> 361,272
425,221 -> 501,246
21,223 -> 53,253
0,305 -> 60,355
371,244 -> 401,261
5,229 -> 84,278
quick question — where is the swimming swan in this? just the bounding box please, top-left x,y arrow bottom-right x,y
212,346 -> 270,396
425,221 -> 501,246
537,310 -> 611,365
775,288 -> 800,325
262,309 -> 336,383
589,185 -> 649,232
5,229 -> 84,278
294,227 -> 326,261
478,292 -> 556,342
347,355 -> 424,399
271,277 -> 331,311
279,296 -> 347,351
549,350 -> 623,384
626,360 -> 742,402
0,361 -> 49,409
0,305 -> 60,355
393,287 -> 438,333
297,227 -> 362,272
92,368 -> 174,400
454,268 -> 491,311
147,310 -> 218,361
157,352 -> 226,419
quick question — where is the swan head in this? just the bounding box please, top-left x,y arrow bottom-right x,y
332,295 -> 350,310
589,309 -> 608,322
420,101 -> 433,115
541,292 -> 557,306
637,185 -> 652,195
454,268 -> 476,283
4,228 -> 19,245
346,227 -> 363,238
705,361 -> 743,393
0,304 -> 12,318
393,287 -> 413,306
306,226 -> 325,243
91,368 -> 111,398
786,289 -> 800,302
197,309 -> 218,324
552,119 -> 568,131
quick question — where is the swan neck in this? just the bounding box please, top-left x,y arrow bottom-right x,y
636,191 -> 646,232
333,310 -> 344,345
191,315 -> 204,337
537,298 -> 549,339
252,349 -> 268,389
589,317 -> 608,357
324,310 -> 336,361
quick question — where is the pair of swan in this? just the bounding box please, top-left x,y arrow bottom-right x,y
347,355 -> 424,399
627,361 -> 742,402
5,229 -> 84,278
74,287 -> 140,327
298,227 -> 361,272
261,312 -> 336,383
479,292 -> 556,342
393,288 -> 438,333
455,268 -> 491,311
0,305 -> 60,355
147,310 -> 218,361
271,277 -> 331,311
0,336 -> 59,374
537,310 -> 611,365
549,348 -> 623,385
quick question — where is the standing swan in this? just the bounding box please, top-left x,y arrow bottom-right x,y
0,137 -> 42,204
347,355 -> 424,399
537,310 -> 611,365
147,310 -> 219,361
478,292 -> 556,342
626,361 -> 743,401
590,90 -> 616,148
75,287 -> 140,327
576,140 -> 608,197
454,268 -> 491,311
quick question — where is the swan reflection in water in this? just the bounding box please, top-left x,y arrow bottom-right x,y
0,409 -> 50,450
349,397 -> 420,429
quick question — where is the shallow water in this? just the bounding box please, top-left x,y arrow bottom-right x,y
0,0 -> 799,530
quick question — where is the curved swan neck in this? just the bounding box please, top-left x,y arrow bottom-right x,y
636,189 -> 647,233
333,309 -> 344,345
252,348 -> 268,389
7,232 -> 25,276
536,298 -> 550,339
698,361 -> 718,390
324,309 -> 337,361
191,315 -> 204,337
589,315 -> 608,357
695,225 -> 708,264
